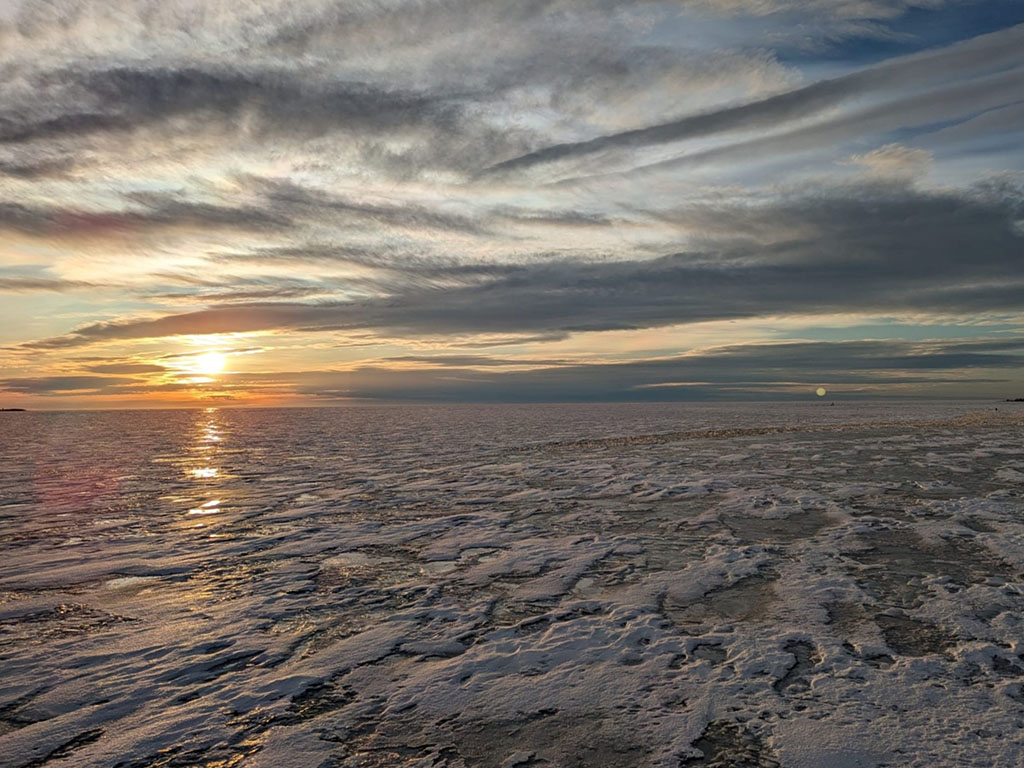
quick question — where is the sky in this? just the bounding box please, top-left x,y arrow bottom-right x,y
0,0 -> 1021,407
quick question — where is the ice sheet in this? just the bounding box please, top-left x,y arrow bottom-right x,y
1,402 -> 1023,767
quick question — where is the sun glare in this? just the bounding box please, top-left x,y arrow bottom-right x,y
193,352 -> 227,376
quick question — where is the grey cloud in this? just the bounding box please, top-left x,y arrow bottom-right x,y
381,355 -> 571,367
0,2 -> 1005,187
452,332 -> 572,348
492,207 -> 615,227
0,155 -> 75,178
123,192 -> 294,230
258,337 -> 1024,402
0,65 -> 466,145
924,101 -> 1024,149
249,177 -> 487,235
21,180 -> 1024,348
83,363 -> 166,374
1,1 -> 1020,408
216,243 -> 430,268
0,191 -> 291,238
595,65 -> 1023,184
142,271 -> 342,303
0,4 -> 794,178
0,275 -> 93,292
156,346 -> 263,361
0,196 -> 289,238
12,336 -> 1018,399
681,0 -> 964,25
0,375 -> 140,394
215,242 -> 533,293
148,285 -> 332,303
0,174 -> 484,243
486,24 -> 1024,173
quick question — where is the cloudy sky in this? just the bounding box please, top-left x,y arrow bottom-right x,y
0,0 -> 1021,407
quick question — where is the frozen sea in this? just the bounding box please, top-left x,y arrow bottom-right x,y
2,401 -> 1024,767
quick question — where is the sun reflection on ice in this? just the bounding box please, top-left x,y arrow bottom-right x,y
201,423 -> 221,443
188,499 -> 222,515
185,409 -> 227,518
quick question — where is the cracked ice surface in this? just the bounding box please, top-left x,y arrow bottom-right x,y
1,402 -> 1024,767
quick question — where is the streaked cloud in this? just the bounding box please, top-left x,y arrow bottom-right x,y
0,0 -> 1021,405
5,336 -> 1021,401
19,179 -> 1023,349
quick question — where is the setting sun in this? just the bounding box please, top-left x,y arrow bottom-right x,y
193,352 -> 226,376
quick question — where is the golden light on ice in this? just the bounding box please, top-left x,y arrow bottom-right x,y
188,499 -> 222,515
193,352 -> 227,376
816,387 -> 827,397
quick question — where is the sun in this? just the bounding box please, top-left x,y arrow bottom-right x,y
193,352 -> 226,376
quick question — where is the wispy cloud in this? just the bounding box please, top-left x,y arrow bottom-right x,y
21,179 -> 1024,350
486,24 -> 1024,175
1,0 -> 1021,403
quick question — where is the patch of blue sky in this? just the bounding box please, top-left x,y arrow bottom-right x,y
645,8 -> 790,56
920,107 -> 1024,148
776,0 -> 1024,68
884,103 -> 1024,178
0,292 -> 161,345
928,134 -> 1024,164
0,263 -> 59,279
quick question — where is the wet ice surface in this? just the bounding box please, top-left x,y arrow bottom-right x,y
1,401 -> 1024,768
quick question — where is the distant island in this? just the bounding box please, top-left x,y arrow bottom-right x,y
0,408 -> 26,411
1007,398 -> 1024,403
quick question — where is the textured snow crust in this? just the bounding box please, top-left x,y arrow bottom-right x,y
1,402 -> 1023,767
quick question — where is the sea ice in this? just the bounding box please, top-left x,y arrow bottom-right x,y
1,402 -> 1023,767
